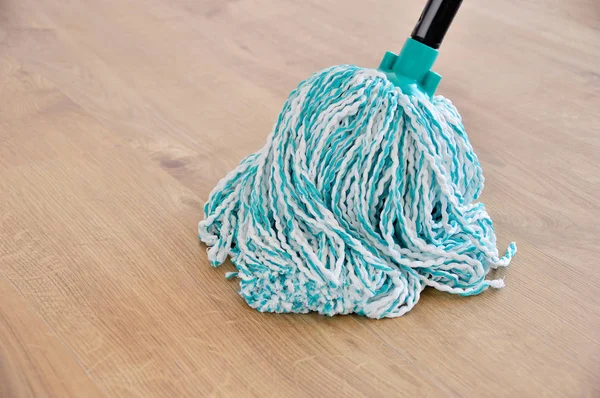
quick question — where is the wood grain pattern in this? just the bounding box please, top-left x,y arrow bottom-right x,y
0,278 -> 105,398
1,0 -> 599,396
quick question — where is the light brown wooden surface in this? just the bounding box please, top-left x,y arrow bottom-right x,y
1,0 -> 599,396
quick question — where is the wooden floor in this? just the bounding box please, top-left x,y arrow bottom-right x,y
1,0 -> 599,396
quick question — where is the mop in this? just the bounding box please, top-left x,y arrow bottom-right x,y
198,0 -> 516,318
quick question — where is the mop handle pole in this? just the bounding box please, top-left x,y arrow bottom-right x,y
411,0 -> 463,50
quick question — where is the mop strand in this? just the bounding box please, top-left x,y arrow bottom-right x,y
198,65 -> 516,318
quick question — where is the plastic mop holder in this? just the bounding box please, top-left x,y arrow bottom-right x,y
198,0 -> 516,318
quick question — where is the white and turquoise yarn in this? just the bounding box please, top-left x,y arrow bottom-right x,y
198,65 -> 516,319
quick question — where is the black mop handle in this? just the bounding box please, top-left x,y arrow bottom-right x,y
411,0 -> 463,49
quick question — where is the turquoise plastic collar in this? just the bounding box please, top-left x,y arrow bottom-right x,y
378,38 -> 441,97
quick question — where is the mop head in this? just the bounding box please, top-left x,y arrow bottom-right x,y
199,65 -> 516,318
